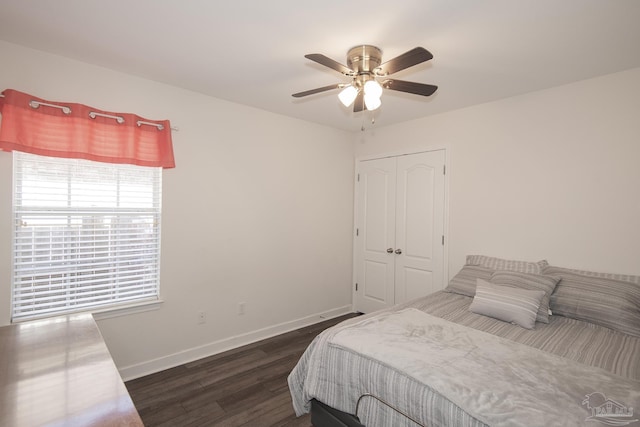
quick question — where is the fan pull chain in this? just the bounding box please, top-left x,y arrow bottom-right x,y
360,111 -> 377,131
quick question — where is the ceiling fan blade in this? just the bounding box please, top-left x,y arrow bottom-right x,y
375,47 -> 433,76
292,83 -> 343,98
305,54 -> 355,76
353,90 -> 365,112
382,79 -> 438,97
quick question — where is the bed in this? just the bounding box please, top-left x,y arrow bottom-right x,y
288,255 -> 640,427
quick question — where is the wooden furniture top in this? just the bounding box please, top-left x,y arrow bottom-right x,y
0,313 -> 143,427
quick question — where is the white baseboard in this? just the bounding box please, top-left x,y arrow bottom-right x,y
118,304 -> 353,381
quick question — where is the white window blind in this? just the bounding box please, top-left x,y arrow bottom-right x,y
12,152 -> 162,322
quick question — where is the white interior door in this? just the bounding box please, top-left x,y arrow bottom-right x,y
354,150 -> 446,313
394,151 -> 446,304
355,157 -> 396,313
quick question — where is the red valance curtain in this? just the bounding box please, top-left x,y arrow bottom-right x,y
0,89 -> 175,168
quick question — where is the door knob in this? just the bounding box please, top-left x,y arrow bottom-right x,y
386,248 -> 394,253
395,249 -> 402,254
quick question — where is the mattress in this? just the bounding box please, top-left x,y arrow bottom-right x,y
288,291 -> 640,427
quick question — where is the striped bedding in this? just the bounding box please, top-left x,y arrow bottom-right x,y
412,291 -> 640,380
288,291 -> 640,426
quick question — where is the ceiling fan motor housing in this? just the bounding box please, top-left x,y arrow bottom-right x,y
347,45 -> 382,75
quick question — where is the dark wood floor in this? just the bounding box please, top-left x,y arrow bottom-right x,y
126,313 -> 359,426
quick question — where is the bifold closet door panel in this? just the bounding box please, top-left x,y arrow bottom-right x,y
355,157 -> 397,313
394,150 -> 445,304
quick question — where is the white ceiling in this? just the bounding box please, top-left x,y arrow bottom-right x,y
1,0 -> 639,132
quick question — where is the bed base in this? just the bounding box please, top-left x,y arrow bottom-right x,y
311,399 -> 364,427
311,394 -> 425,427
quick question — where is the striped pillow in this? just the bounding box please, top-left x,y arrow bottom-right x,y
547,265 -> 640,285
466,255 -> 548,274
490,271 -> 561,323
469,279 -> 545,329
444,265 -> 494,297
544,265 -> 640,337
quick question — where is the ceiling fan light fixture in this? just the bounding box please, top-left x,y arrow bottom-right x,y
364,93 -> 382,111
364,80 -> 383,98
338,85 -> 359,107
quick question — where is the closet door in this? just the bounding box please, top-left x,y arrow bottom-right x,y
354,157 -> 397,313
354,150 -> 446,313
394,150 -> 445,304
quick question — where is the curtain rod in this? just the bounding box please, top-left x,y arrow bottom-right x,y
0,94 -> 178,131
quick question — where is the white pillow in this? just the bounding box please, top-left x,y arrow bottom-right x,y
490,271 -> 561,323
469,279 -> 545,329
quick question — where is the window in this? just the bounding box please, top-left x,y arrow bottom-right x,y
11,151 -> 162,321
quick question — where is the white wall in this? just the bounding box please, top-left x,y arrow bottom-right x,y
355,68 -> 640,278
0,41 -> 355,378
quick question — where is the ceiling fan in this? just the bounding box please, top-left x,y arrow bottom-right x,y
292,45 -> 437,112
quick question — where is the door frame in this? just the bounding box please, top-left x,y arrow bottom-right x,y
351,146 -> 450,312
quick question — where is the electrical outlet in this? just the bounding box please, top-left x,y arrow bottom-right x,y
197,311 -> 206,324
238,302 -> 246,315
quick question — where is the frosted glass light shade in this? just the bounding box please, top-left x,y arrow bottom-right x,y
338,85 -> 358,107
364,93 -> 382,110
364,80 -> 383,98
